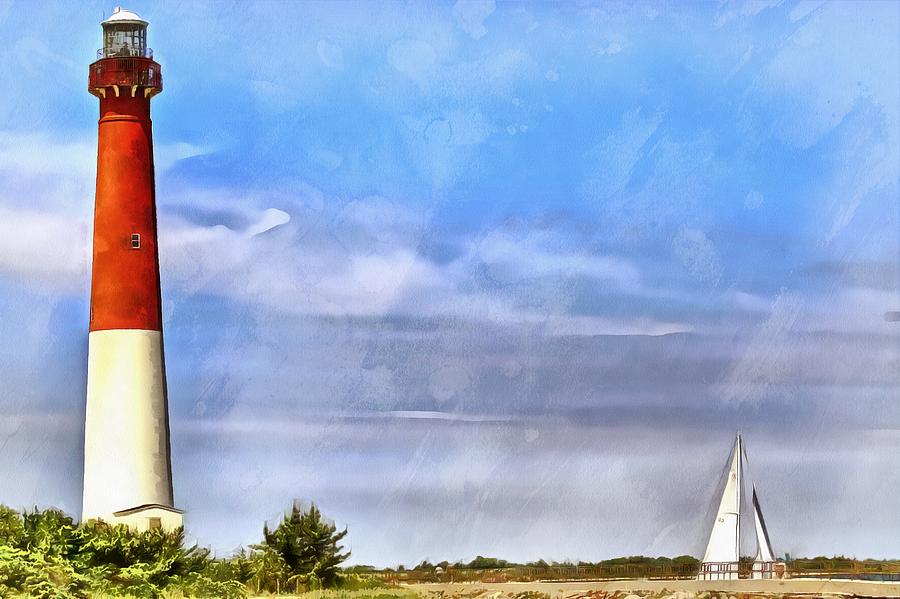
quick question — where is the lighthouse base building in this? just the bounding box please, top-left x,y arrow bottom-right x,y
81,7 -> 182,533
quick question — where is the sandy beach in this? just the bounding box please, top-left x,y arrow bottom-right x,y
407,579 -> 900,598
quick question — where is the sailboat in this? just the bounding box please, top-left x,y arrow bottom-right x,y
750,484 -> 776,578
697,433 -> 780,580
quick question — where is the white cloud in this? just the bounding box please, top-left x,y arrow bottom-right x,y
0,132 -> 95,180
447,109 -> 492,146
452,0 -> 496,40
542,314 -> 690,337
428,365 -> 472,403
744,190 -> 764,210
332,196 -> 426,254
672,225 -> 723,286
0,132 -> 207,182
482,49 -> 532,82
720,286 -> 899,406
805,287 -> 899,336
158,194 -> 441,318
155,142 -> 210,173
0,138 -> 699,336
306,147 -> 343,171
727,44 -> 754,80
388,39 -> 437,79
352,410 -> 514,423
715,0 -> 780,28
14,36 -> 79,75
249,79 -> 298,114
0,131 -> 805,345
732,290 -> 771,312
596,40 -> 623,56
472,228 -> 641,288
788,0 -> 828,22
342,250 -> 438,303
316,39 -> 345,69
0,207 -> 89,292
246,208 -> 290,237
151,189 -> 692,338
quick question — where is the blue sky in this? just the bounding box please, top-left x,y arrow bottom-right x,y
0,0 -> 898,563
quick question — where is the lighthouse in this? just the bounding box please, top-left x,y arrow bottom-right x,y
82,7 -> 182,532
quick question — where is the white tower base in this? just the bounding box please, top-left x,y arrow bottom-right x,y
82,330 -> 181,532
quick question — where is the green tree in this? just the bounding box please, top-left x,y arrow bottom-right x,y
466,556 -> 508,569
0,506 -> 25,547
74,521 -> 212,597
258,502 -> 349,590
212,547 -> 254,585
250,544 -> 289,594
22,508 -> 80,558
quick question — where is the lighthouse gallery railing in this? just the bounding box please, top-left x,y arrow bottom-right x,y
89,57 -> 162,91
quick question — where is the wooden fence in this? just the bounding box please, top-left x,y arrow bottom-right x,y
377,560 -> 900,584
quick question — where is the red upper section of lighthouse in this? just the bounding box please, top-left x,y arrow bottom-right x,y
89,57 -> 162,97
88,8 -> 164,333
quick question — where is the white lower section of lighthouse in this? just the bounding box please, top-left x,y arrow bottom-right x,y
82,329 -> 183,531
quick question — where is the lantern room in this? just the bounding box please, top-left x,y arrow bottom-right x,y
100,6 -> 151,58
89,6 -> 161,99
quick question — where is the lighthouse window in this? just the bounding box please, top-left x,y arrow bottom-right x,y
103,24 -> 147,58
131,233 -> 141,249
148,517 -> 161,530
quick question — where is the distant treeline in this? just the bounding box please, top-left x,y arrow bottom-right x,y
788,556 -> 900,575
369,554 -> 701,572
359,554 -> 899,581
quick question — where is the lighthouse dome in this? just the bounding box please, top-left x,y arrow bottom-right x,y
102,6 -> 148,27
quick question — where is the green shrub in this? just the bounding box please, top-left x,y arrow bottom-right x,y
0,506 -> 218,598
0,502 -> 358,597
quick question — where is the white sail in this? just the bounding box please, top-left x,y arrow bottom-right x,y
750,484 -> 777,578
753,485 -> 774,562
702,434 -> 742,565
